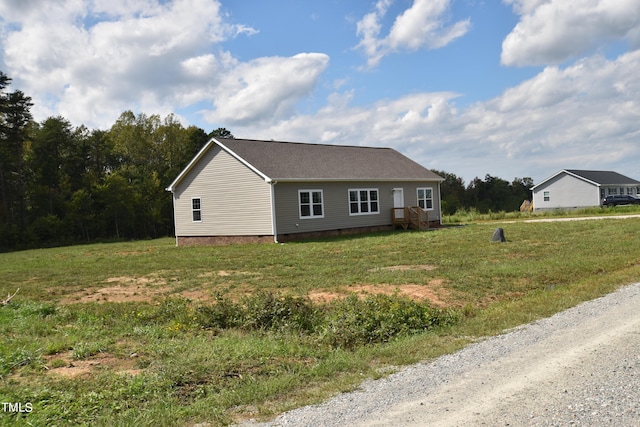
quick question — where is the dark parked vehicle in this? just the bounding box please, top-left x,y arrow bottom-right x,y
602,195 -> 640,206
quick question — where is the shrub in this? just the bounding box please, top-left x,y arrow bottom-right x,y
194,294 -> 243,330
321,293 -> 457,349
143,293 -> 457,350
239,292 -> 319,333
193,292 -> 320,333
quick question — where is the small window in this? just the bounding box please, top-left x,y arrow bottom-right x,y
417,187 -> 434,210
543,191 -> 550,202
299,190 -> 324,219
349,189 -> 379,215
192,198 -> 202,222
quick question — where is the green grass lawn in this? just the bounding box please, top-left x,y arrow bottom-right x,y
1,217 -> 640,426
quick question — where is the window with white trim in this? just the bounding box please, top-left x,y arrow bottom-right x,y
299,190 -> 324,219
543,191 -> 550,202
417,187 -> 434,210
349,189 -> 379,215
192,198 -> 202,222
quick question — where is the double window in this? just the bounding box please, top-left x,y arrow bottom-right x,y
299,190 -> 324,219
192,198 -> 202,222
417,187 -> 434,210
349,189 -> 379,215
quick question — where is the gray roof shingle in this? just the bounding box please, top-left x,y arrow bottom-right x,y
565,169 -> 640,185
216,138 -> 443,181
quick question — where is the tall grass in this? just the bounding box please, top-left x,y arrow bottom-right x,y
443,204 -> 640,224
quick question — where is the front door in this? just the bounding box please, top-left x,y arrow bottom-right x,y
393,188 -> 404,218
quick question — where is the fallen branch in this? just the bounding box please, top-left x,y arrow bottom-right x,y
1,288 -> 19,306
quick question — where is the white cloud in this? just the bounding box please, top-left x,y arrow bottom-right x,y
387,0 -> 470,50
203,53 -> 330,125
356,0 -> 470,67
1,0 -> 639,185
502,0 -> 640,66
233,49 -> 640,183
0,0 -> 259,128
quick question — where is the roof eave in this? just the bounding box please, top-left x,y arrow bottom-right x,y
165,138 -> 216,193
531,169 -> 600,190
270,177 -> 444,183
215,138 -> 272,182
563,169 -> 600,186
165,138 -> 274,193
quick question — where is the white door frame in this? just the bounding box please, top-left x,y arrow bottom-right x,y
393,188 -> 404,218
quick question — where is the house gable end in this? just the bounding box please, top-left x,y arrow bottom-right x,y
532,172 -> 600,210
171,144 -> 273,237
532,170 -> 599,191
166,138 -> 272,193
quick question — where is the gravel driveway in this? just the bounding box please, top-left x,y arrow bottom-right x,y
241,281 -> 640,426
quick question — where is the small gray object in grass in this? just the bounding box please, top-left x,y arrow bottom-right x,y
492,228 -> 506,242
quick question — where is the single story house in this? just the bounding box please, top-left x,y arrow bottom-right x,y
531,169 -> 640,211
166,138 -> 444,245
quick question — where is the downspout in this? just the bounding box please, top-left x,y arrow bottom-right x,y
165,184 -> 179,247
269,180 -> 278,243
438,181 -> 443,226
172,192 -> 179,246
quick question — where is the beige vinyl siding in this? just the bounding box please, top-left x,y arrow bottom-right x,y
274,181 -> 441,235
172,145 -> 273,236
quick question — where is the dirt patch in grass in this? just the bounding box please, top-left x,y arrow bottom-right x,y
105,276 -> 163,285
180,289 -> 216,302
57,275 -> 189,304
198,270 -> 261,278
45,352 -> 143,378
58,277 -> 171,304
55,266 -> 450,307
56,274 -> 237,304
308,280 -> 450,307
369,264 -> 437,272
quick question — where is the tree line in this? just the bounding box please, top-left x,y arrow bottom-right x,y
0,71 -> 232,250
1,71 -> 533,251
433,170 -> 534,215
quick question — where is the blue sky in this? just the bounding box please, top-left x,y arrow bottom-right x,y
1,0 -> 639,184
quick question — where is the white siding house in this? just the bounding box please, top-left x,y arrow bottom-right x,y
166,138 -> 444,245
532,169 -> 640,211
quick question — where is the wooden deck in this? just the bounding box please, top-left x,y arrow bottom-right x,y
391,206 -> 429,230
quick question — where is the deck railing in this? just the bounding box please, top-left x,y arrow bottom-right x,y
391,206 -> 429,230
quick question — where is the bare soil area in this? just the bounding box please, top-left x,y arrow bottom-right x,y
56,265 -> 451,307
44,351 -> 142,378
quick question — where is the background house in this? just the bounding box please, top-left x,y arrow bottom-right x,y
166,138 -> 444,245
531,169 -> 640,211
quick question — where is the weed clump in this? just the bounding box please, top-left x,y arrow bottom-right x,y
321,294 -> 457,349
239,292 -> 319,333
190,292 -> 457,349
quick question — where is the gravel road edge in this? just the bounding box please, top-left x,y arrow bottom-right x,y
238,281 -> 640,426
